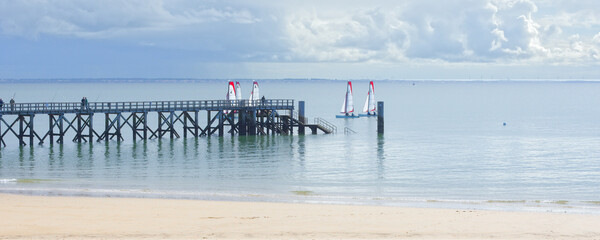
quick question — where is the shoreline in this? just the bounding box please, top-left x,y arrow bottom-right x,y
1,188 -> 596,212
2,193 -> 600,239
1,187 -> 599,215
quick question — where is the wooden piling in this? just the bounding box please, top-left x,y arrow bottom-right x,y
377,101 -> 384,134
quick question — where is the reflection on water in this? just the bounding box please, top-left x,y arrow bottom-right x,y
377,134 -> 385,180
0,122 -> 600,213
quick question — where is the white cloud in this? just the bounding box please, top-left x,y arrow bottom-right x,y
594,32 -> 600,44
0,0 -> 598,67
284,0 -> 547,62
285,8 -> 405,62
0,0 -> 260,39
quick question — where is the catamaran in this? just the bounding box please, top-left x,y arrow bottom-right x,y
249,81 -> 260,106
359,81 -> 377,117
336,81 -> 360,118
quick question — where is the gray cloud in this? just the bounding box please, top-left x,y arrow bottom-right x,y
0,0 -> 598,66
0,0 -> 260,38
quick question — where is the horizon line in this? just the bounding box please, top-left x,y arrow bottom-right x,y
1,78 -> 600,82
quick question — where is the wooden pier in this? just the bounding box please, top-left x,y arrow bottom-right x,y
0,99 -> 335,147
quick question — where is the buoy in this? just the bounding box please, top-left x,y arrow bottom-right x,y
503,122 -> 506,126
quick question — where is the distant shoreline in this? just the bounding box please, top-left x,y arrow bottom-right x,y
1,78 -> 600,84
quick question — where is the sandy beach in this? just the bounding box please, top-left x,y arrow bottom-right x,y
0,193 -> 599,239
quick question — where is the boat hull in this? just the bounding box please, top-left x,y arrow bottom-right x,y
358,113 -> 377,117
336,115 -> 360,118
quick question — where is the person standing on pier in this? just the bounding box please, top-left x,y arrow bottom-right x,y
81,97 -> 85,110
0,98 -> 4,111
10,98 -> 15,111
261,96 -> 266,106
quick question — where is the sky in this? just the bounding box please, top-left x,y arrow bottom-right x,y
0,0 -> 599,80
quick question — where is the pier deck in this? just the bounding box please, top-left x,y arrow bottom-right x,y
0,99 -> 334,147
0,99 -> 293,115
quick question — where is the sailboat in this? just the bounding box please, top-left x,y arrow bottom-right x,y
248,81 -> 260,106
224,81 -> 236,114
336,81 -> 360,118
359,81 -> 377,117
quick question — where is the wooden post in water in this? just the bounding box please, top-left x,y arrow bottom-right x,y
89,113 -> 94,143
377,101 -> 384,134
76,114 -> 82,143
239,108 -> 247,136
18,115 -> 24,146
247,110 -> 254,135
298,101 -> 305,135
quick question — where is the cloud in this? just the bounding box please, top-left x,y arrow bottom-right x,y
283,0 -> 600,65
285,8 -> 406,62
284,0 -> 547,62
594,32 -> 600,44
0,0 -> 598,68
0,0 -> 260,39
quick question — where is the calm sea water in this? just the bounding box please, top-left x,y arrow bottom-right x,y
1,80 -> 600,214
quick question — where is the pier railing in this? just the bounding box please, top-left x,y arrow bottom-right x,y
0,99 -> 294,115
344,127 -> 357,134
314,117 -> 337,134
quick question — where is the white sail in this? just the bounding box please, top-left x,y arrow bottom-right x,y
363,81 -> 376,114
226,81 -> 236,101
249,81 -> 260,106
235,82 -> 242,101
340,96 -> 347,114
225,81 -> 236,114
362,93 -> 369,113
340,81 -> 354,114
368,81 -> 376,113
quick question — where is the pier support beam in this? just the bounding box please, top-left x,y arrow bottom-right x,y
143,112 -> 148,139
18,114 -> 36,146
183,112 -> 188,138
155,112 -> 179,139
218,112 -> 224,137
194,111 -> 199,137
248,110 -> 257,135
132,112 -> 147,141
0,114 -> 4,148
181,111 -> 200,138
88,113 -> 94,142
74,113 -> 94,143
101,113 -> 124,142
239,109 -> 247,136
377,101 -> 384,134
205,111 -> 212,137
169,111 -> 174,139
48,114 -> 66,144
